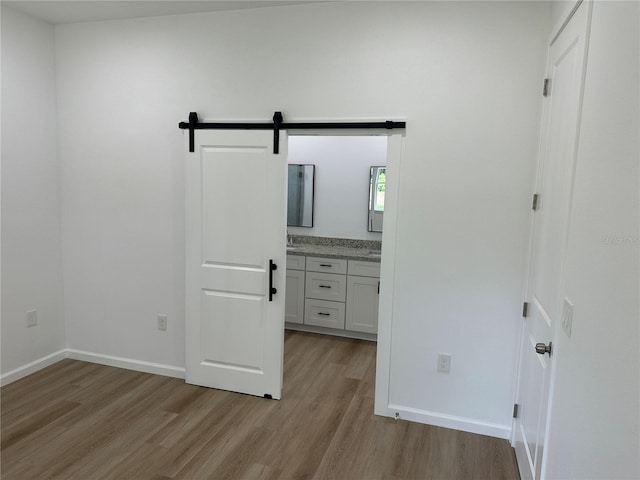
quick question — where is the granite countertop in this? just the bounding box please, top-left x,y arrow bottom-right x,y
286,235 -> 381,262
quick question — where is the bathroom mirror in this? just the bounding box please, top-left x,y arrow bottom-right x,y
368,166 -> 386,232
287,164 -> 315,227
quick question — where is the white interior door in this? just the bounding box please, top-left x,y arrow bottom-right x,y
185,128 -> 287,399
513,3 -> 591,479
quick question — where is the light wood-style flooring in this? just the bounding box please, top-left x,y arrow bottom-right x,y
1,331 -> 519,479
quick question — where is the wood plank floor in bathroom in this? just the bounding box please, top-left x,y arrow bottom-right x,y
1,331 -> 519,479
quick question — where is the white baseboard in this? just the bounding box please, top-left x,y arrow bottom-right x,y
65,349 -> 185,379
385,404 -> 511,440
285,323 -> 377,342
0,349 -> 67,386
1,349 -> 185,387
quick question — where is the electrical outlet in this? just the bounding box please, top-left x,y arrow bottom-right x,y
562,297 -> 574,338
157,314 -> 167,331
27,310 -> 37,327
437,353 -> 451,374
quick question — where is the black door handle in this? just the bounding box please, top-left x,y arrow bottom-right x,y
269,259 -> 277,301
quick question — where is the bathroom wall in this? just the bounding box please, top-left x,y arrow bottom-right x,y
287,135 -> 387,241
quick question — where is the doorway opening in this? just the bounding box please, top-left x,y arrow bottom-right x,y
284,135 -> 386,340
282,131 -> 403,418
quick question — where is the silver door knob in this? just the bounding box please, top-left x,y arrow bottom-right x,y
535,342 -> 552,356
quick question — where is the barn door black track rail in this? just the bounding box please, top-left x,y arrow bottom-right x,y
178,111 -> 406,153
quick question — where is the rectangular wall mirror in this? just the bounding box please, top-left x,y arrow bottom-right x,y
368,166 -> 385,232
288,164 -> 315,227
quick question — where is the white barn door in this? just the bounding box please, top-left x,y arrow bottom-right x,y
513,3 -> 591,479
185,129 -> 287,399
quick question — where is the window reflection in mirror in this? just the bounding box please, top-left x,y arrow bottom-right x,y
287,164 -> 315,227
368,166 -> 385,232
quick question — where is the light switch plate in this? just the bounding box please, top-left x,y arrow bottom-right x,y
562,297 -> 574,338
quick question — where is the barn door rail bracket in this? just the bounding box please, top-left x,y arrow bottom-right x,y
178,111 -> 407,153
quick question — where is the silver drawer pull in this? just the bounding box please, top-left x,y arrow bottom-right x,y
319,264 -> 332,267
319,285 -> 332,289
318,312 -> 330,316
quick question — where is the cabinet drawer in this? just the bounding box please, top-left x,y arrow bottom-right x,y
305,299 -> 345,329
286,254 -> 306,271
306,257 -> 347,275
305,272 -> 347,302
347,260 -> 381,278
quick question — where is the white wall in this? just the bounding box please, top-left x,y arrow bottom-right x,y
287,135 -> 387,240
54,2 -> 550,433
1,7 -> 66,375
544,2 -> 640,478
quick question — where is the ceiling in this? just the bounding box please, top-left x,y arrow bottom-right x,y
3,0 -> 324,24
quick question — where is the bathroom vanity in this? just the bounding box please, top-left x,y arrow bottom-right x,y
285,236 -> 381,341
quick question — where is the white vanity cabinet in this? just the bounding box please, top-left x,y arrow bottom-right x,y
345,261 -> 381,334
286,254 -> 380,339
285,255 -> 305,324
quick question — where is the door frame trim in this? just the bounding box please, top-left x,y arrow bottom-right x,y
550,0 -> 583,46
